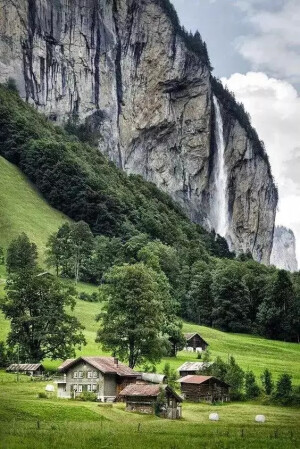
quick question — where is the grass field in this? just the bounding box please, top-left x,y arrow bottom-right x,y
0,371 -> 299,449
0,156 -> 69,255
1,292 -> 299,384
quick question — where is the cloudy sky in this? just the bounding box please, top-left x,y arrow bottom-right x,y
171,0 -> 300,263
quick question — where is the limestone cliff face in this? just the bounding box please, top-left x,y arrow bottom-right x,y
0,0 -> 278,263
271,226 -> 298,272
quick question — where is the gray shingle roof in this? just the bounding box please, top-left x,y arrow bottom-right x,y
178,361 -> 213,372
58,357 -> 138,377
6,363 -> 43,372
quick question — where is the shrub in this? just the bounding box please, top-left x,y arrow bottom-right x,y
76,392 -> 97,402
38,392 -> 48,399
78,292 -> 99,302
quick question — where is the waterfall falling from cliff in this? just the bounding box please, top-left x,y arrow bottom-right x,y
211,95 -> 228,238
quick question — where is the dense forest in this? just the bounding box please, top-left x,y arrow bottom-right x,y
0,84 -> 299,343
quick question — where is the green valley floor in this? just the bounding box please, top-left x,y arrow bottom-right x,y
0,371 -> 299,449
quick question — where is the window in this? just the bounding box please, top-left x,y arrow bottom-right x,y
87,371 -> 92,379
78,385 -> 83,393
73,384 -> 78,391
92,384 -> 97,392
87,385 -> 92,392
78,371 -> 83,378
93,371 -> 98,379
73,371 -> 78,378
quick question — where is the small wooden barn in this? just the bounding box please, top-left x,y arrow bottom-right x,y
178,375 -> 230,403
178,361 -> 213,378
184,333 -> 209,351
119,384 -> 182,419
6,363 -> 45,377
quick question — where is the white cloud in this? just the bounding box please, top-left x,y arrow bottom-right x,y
235,0 -> 300,82
221,72 -> 300,261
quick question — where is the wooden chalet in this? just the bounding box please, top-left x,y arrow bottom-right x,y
184,333 -> 209,351
178,375 -> 230,403
119,384 -> 182,419
56,357 -> 139,401
6,363 -> 45,377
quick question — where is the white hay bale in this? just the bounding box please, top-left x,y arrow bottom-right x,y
255,415 -> 266,423
196,347 -> 203,353
187,346 -> 194,352
45,384 -> 55,392
209,413 -> 219,421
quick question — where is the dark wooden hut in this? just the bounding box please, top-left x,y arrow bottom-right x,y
119,384 -> 182,419
179,375 -> 230,403
184,333 -> 209,351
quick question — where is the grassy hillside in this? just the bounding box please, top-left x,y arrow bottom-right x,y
1,293 -> 299,384
0,155 -> 69,255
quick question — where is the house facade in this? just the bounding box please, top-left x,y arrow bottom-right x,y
184,333 -> 209,351
56,357 -> 138,402
179,375 -> 230,403
119,384 -> 182,419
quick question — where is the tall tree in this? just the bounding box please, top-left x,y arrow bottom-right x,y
1,234 -> 86,361
225,356 -> 244,399
261,369 -> 274,396
6,233 -> 38,273
186,261 -> 213,326
212,263 -> 251,332
45,223 -> 73,276
1,270 -> 86,361
69,221 -> 94,283
245,371 -> 260,399
257,270 -> 295,340
96,263 -> 171,368
46,221 -> 94,283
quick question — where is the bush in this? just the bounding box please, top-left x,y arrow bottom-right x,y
76,392 -> 97,402
38,392 -> 48,399
78,292 -> 99,302
4,78 -> 18,93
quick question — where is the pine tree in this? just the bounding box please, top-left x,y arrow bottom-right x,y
245,371 -> 260,399
261,369 -> 274,395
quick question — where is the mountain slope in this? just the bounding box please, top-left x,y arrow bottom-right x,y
0,153 -> 70,298
0,155 -> 69,254
0,85 -> 230,260
0,0 -> 277,263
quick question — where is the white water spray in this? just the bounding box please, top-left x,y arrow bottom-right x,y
211,95 -> 228,238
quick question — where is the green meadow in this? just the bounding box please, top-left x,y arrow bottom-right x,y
0,371 -> 299,449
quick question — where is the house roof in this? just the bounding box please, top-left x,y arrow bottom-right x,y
6,363 -> 43,372
178,361 -> 213,372
184,333 -> 209,345
58,357 -> 138,377
119,384 -> 182,402
140,372 -> 166,384
178,375 -> 230,387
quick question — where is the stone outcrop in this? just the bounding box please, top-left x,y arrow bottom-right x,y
271,226 -> 298,272
0,0 -> 278,263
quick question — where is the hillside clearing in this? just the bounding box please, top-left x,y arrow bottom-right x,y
0,156 -> 69,255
